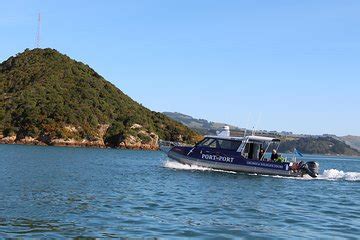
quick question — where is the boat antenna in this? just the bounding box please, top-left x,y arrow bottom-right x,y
252,112 -> 262,136
292,148 -> 296,162
243,113 -> 251,137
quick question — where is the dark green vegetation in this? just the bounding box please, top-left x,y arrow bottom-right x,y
165,112 -> 360,156
0,48 -> 201,146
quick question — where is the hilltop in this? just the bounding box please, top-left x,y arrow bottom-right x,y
163,112 -> 242,135
0,48 -> 201,149
278,136 -> 360,156
339,135 -> 360,152
165,112 -> 360,156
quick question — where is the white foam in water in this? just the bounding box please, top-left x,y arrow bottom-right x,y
318,169 -> 360,181
269,169 -> 360,181
164,160 -> 211,171
163,160 -> 237,174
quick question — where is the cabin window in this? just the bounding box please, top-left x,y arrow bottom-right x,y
217,139 -> 242,151
196,138 -> 208,146
198,138 -> 241,150
208,140 -> 217,148
198,138 -> 217,148
244,142 -> 263,160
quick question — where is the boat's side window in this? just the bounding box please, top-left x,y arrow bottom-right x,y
208,140 -> 218,148
244,142 -> 263,159
243,143 -> 251,158
217,139 -> 242,151
195,138 -> 208,146
198,138 -> 218,148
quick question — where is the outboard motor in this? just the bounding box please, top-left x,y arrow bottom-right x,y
300,161 -> 319,178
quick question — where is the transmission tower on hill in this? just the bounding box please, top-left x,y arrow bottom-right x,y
35,13 -> 41,48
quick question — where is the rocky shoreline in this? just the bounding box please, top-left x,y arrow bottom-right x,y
0,124 -> 160,150
0,136 -> 159,150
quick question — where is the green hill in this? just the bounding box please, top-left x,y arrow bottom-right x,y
0,48 -> 201,148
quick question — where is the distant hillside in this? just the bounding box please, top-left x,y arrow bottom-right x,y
278,136 -> 360,156
339,135 -> 360,152
165,112 -> 360,156
163,112 -> 242,135
0,48 -> 201,148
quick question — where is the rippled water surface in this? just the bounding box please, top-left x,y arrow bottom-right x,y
0,144 -> 359,238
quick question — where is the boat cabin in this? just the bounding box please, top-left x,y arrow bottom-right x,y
195,133 -> 280,161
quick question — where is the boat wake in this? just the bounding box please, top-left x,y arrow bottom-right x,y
317,169 -> 360,181
272,169 -> 360,181
163,160 -> 237,174
164,160 -> 360,181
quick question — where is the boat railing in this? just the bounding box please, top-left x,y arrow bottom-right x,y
158,140 -> 184,147
159,140 -> 187,153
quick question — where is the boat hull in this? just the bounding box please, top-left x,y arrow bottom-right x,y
168,149 -> 302,177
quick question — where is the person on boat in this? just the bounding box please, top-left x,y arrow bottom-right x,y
271,149 -> 279,161
258,148 -> 265,160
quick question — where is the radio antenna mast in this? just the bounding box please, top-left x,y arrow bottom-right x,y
252,112 -> 262,135
36,13 -> 41,48
243,113 -> 251,137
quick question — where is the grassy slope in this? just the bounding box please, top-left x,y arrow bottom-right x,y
340,135 -> 360,152
278,136 -> 360,156
0,48 -> 201,145
163,112 -> 241,135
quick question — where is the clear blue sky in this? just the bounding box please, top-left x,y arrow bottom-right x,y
1,0 -> 359,136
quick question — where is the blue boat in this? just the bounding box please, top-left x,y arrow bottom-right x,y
166,126 -> 319,178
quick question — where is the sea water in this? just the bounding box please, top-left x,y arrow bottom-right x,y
0,144 -> 359,238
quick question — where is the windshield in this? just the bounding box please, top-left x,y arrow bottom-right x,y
197,138 -> 242,151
